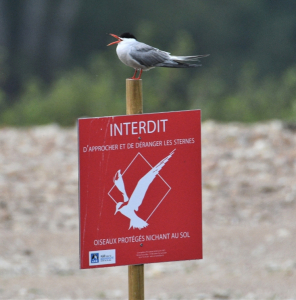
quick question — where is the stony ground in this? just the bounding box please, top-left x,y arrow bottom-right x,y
0,120 -> 295,300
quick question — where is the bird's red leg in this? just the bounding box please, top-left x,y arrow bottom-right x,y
130,69 -> 138,79
136,69 -> 143,80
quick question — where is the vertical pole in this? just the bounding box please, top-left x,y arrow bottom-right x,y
126,78 -> 144,300
126,79 -> 143,115
128,264 -> 144,300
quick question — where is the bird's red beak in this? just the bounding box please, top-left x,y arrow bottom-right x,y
107,34 -> 122,46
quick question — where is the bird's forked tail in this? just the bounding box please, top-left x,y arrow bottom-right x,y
129,214 -> 148,230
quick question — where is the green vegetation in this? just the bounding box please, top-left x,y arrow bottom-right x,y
1,58 -> 295,126
0,1 -> 295,126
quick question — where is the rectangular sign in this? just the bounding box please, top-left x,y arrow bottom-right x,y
78,110 -> 202,268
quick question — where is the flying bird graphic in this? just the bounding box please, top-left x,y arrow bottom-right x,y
113,149 -> 175,229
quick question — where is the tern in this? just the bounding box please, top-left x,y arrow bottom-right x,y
107,32 -> 209,80
113,149 -> 175,229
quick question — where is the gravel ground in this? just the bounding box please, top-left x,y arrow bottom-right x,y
0,120 -> 296,300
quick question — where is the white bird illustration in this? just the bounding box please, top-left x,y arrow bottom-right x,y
107,32 -> 209,80
113,149 -> 175,229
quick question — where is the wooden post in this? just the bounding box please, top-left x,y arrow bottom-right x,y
126,78 -> 144,300
126,79 -> 143,115
128,264 -> 144,300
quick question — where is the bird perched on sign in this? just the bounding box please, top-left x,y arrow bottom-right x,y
107,32 -> 209,80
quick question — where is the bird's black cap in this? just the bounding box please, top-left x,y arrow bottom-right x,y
120,32 -> 137,40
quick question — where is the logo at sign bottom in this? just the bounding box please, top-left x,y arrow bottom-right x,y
89,250 -> 116,266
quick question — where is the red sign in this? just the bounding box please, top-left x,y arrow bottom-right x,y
78,110 -> 202,268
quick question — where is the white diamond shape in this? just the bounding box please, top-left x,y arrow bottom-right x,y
108,152 -> 172,222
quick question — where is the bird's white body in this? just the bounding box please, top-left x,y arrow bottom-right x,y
108,33 -> 209,79
116,38 -> 147,70
116,37 -> 169,71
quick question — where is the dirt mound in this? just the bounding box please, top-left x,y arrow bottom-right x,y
0,121 -> 295,299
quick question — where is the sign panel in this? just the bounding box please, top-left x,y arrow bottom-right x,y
78,110 -> 202,269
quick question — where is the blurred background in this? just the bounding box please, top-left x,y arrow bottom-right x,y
0,0 -> 296,126
1,1 -> 296,299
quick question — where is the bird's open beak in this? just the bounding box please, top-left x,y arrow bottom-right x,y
107,34 -> 122,46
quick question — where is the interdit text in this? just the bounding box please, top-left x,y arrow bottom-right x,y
110,119 -> 168,136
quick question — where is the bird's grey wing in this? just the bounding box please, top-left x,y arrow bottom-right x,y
129,43 -> 170,67
127,149 -> 176,212
170,54 -> 210,62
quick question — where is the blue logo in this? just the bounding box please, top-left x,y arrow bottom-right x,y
91,252 -> 99,263
89,249 -> 116,265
